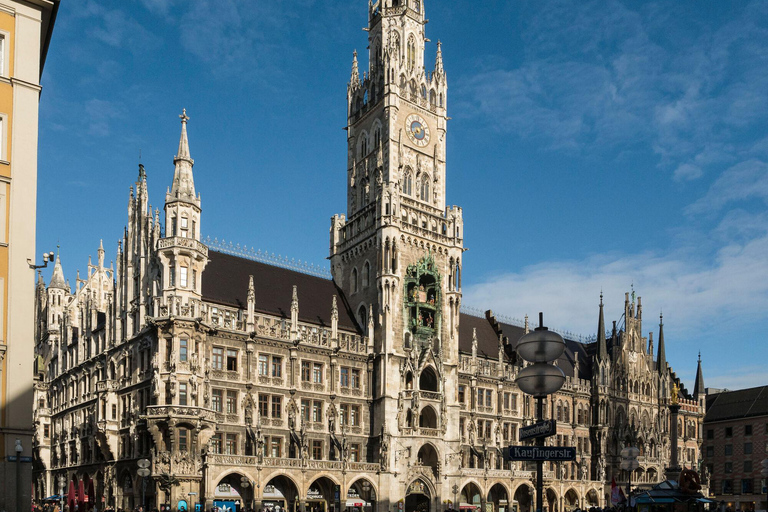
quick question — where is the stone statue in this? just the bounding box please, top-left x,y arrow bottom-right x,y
379,427 -> 389,467
598,458 -> 606,481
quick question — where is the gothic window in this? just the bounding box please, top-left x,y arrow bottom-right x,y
358,304 -> 367,327
407,36 -> 416,71
351,268 -> 358,294
421,84 -> 427,99
363,261 -> 370,288
439,93 -> 444,107
374,126 -> 381,147
180,216 -> 188,237
414,0 -> 421,13
171,216 -> 177,236
180,266 -> 188,288
420,175 -> 430,202
429,89 -> 436,107
360,133 -> 369,157
403,169 -> 413,196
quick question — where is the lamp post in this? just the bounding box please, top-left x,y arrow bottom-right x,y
137,458 -> 151,511
514,313 -> 566,512
760,459 -> 768,512
620,447 -> 639,509
452,485 -> 459,511
15,438 -> 23,512
240,477 -> 251,512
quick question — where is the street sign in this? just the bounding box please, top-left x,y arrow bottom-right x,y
505,446 -> 576,461
137,468 -> 151,477
6,456 -> 33,462
519,420 -> 557,441
137,459 -> 151,469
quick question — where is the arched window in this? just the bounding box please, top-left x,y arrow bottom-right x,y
358,305 -> 367,327
421,84 -> 427,99
429,90 -> 436,107
373,126 -> 381,147
360,133 -> 369,158
420,175 -> 430,202
414,0 -> 421,13
351,268 -> 358,294
363,261 -> 370,288
407,36 -> 416,71
403,168 -> 413,196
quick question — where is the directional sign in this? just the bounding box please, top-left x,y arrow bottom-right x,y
519,420 -> 557,441
506,446 -> 576,461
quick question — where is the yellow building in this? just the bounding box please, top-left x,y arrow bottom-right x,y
0,1 -> 58,511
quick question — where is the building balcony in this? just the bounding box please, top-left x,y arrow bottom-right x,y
158,236 -> 208,257
145,405 -> 217,423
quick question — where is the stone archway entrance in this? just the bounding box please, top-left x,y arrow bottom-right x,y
586,490 -> 599,507
307,476 -> 339,512
405,479 -> 431,512
461,483 -> 482,511
347,478 -> 377,512
487,484 -> 509,512
213,472 -> 252,512
513,486 -> 532,512
545,489 -> 558,512
564,489 -> 579,512
262,475 -> 300,512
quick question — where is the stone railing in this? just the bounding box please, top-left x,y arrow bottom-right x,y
158,236 -> 209,257
421,391 -> 442,401
263,457 -> 303,469
145,405 -> 216,422
207,454 -> 257,466
349,462 -> 380,472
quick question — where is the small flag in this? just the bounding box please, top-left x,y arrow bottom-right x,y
611,478 -> 621,505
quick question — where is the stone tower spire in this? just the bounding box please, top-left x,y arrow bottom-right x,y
693,352 -> 705,399
97,239 -> 105,269
657,313 -> 667,374
596,292 -> 607,361
168,109 -> 199,206
49,250 -> 67,290
434,40 -> 445,79
350,50 -> 361,89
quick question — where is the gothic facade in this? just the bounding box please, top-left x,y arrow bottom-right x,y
32,2 -> 705,512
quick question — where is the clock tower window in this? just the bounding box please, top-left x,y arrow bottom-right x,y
403,169 -> 413,196
420,175 -> 430,202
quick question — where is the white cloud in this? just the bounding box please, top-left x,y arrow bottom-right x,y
673,163 -> 702,182
685,159 -> 768,215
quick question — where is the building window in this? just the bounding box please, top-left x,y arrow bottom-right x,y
706,446 -> 714,457
477,389 -> 483,407
225,433 -> 237,455
313,363 -> 323,384
340,404 -> 349,425
112,404 -> 117,420
340,367 -> 350,387
169,267 -> 176,287
724,462 -> 732,473
725,444 -> 733,456
301,361 -> 311,382
485,389 -> 493,407
259,394 -> 269,418
742,479 -> 753,494
212,347 -> 224,370
745,424 -> 753,436
722,480 -> 732,494
258,355 -> 269,376
212,389 -> 223,413
180,216 -> 189,237
178,428 -> 188,451
272,356 -> 282,377
707,429 -> 714,440
301,400 -> 311,422
351,369 -> 361,389
226,390 -> 237,414
458,385 -> 465,404
179,339 -> 188,362
725,427 -> 733,438
745,442 -> 753,454
312,440 -> 323,460
44,424 -> 50,438
0,35 -> 5,76
211,434 -> 222,454
271,395 -> 282,418
180,266 -> 188,288
350,405 -> 360,427
270,437 -> 282,458
312,401 -> 323,423
192,269 -> 197,289
350,443 -> 360,462
226,350 -> 238,371
744,460 -> 753,472
179,383 -> 188,406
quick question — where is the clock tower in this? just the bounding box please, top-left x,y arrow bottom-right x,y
330,0 -> 464,499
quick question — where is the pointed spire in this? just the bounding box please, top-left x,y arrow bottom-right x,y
290,285 -> 299,334
170,109 -> 198,204
331,296 -> 339,340
98,239 -> 105,269
693,352 -> 705,399
435,40 -> 444,77
656,312 -> 667,375
246,275 -> 255,332
350,50 -> 361,88
597,292 -> 608,361
49,249 -> 67,290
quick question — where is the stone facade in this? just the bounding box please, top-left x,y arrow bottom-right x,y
32,2 -> 705,512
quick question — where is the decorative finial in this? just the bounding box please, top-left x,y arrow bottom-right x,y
180,108 -> 189,124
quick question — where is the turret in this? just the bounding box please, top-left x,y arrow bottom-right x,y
657,313 -> 667,375
693,352 -> 705,399
596,293 -> 607,361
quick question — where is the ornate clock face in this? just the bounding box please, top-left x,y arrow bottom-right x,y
406,114 -> 430,147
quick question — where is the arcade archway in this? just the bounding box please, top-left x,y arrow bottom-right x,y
347,478 -> 377,512
262,475 -> 300,512
564,489 -> 579,511
513,486 -> 532,512
213,472 -> 253,512
307,476 -> 339,512
487,484 -> 509,512
461,482 -> 482,511
586,490 -> 599,507
546,488 -> 558,512
417,444 -> 439,478
405,479 -> 431,512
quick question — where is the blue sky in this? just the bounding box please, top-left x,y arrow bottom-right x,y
37,0 -> 768,390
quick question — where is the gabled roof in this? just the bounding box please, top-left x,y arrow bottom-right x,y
202,251 -> 361,332
705,386 -> 768,423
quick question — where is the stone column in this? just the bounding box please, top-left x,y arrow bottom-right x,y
666,403 -> 681,482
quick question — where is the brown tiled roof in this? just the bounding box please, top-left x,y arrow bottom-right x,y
705,386 -> 768,423
458,313 -> 501,359
202,251 -> 361,332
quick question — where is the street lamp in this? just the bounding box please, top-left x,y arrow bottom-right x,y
452,484 -> 459,511
620,447 -> 639,509
137,458 -> 151,511
760,459 -> 768,512
514,313 -> 566,512
241,476 -> 252,511
15,438 -> 23,512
